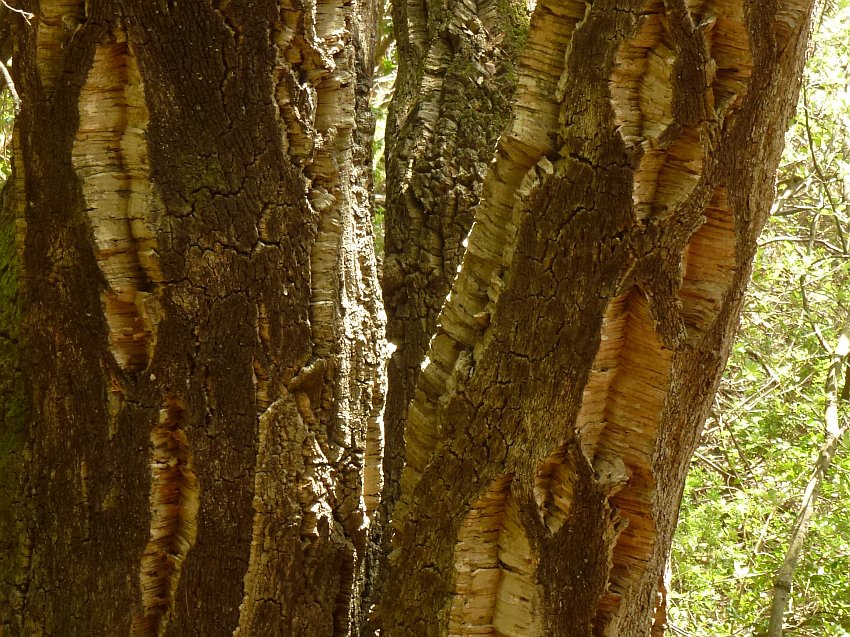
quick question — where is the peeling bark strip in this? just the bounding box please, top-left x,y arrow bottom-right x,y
133,398 -> 199,637
9,0 -> 381,634
381,0 -> 815,632
73,27 -> 163,372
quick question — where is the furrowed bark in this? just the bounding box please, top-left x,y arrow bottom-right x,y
380,0 -> 528,515
380,0 -> 814,633
0,137 -> 28,637
370,0 -> 527,625
7,1 -> 382,635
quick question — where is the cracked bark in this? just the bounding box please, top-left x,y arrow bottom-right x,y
0,0 -> 815,634
379,0 -> 528,519
3,1 -> 382,635
368,0 -> 527,625
379,0 -> 815,633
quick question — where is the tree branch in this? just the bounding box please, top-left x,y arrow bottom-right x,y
767,316 -> 850,637
0,57 -> 19,112
801,85 -> 847,253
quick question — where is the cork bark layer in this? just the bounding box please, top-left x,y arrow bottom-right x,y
6,1 -> 382,635
380,0 -> 814,633
0,0 -> 815,634
380,0 -> 528,518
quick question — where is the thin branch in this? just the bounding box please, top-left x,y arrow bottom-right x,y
693,450 -> 742,489
0,58 -> 19,112
767,317 -> 850,637
758,235 -> 846,255
799,276 -> 830,353
0,0 -> 33,22
802,85 -> 848,252
718,412 -> 762,490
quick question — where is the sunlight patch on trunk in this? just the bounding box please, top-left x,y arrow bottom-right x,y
72,28 -> 163,372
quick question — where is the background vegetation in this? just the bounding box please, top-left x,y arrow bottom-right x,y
0,0 -> 847,630
669,1 -> 850,634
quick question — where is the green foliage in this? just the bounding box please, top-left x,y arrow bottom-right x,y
670,2 -> 850,634
370,0 -> 395,258
0,87 -> 13,179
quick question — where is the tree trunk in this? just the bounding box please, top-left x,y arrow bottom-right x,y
368,0 -> 526,622
378,0 -> 815,633
0,0 -> 815,634
2,1 -> 383,635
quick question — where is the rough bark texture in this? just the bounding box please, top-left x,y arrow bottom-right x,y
367,0 -> 527,626
0,148 -> 28,637
3,1 -> 383,635
0,0 -> 816,634
379,0 -> 814,633
380,0 -> 527,513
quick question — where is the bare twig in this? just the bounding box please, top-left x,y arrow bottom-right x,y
767,317 -> 850,637
801,85 -> 848,252
758,235 -> 846,255
0,0 -> 33,22
0,57 -> 19,112
693,450 -> 743,489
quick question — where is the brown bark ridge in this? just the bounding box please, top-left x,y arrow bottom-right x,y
5,0 -> 383,635
379,0 -> 528,513
369,0 -> 527,626
380,0 -> 814,633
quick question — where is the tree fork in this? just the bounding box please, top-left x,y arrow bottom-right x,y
379,0 -> 815,632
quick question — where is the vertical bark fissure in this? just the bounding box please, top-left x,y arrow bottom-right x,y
678,187 -> 737,335
372,0 -> 529,626
398,0 -> 585,489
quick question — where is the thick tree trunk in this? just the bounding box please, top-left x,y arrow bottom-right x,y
1,0 -> 815,634
368,0 -> 527,624
379,0 -> 815,634
380,0 -> 527,520
2,1 -> 383,635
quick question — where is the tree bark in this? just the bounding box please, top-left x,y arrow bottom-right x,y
0,0 -> 816,634
2,1 -> 383,635
368,0 -> 527,625
379,0 -> 815,633
380,0 -> 527,521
